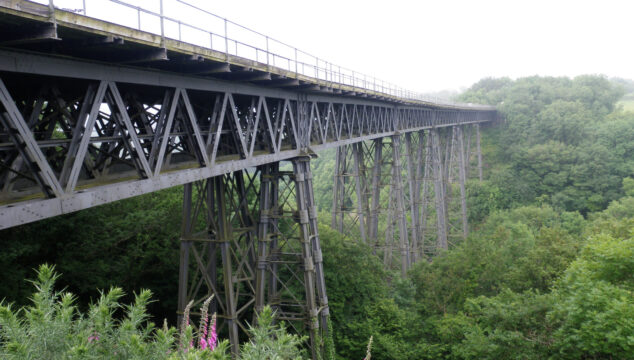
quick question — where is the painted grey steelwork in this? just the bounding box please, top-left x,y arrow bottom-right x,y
0,49 -> 494,230
0,2 -> 496,358
330,125 -> 483,276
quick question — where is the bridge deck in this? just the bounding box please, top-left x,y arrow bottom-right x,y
0,0 -> 492,110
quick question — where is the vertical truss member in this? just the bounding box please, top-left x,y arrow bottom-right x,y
178,170 -> 259,357
178,158 -> 329,359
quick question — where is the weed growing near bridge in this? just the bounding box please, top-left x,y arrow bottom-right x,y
0,264 -> 304,360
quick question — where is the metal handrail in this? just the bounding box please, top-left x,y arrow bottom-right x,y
39,0 -> 490,109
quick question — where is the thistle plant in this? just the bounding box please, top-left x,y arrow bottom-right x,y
0,265 -> 306,360
240,306 -> 307,360
0,264 -> 230,360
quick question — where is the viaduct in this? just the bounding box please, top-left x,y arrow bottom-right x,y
0,1 -> 497,358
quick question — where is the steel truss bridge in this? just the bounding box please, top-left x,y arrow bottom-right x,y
0,1 -> 496,358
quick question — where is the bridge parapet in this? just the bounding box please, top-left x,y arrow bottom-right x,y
1,0 -> 494,109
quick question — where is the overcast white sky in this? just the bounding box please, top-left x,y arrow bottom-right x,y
46,0 -> 634,93
205,0 -> 634,93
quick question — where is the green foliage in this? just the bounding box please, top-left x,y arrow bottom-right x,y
411,205 -> 584,317
438,290 -> 555,360
240,306 -> 306,360
432,191 -> 634,360
465,180 -> 505,223
548,233 -> 634,359
459,75 -> 631,214
0,188 -> 183,322
623,177 -> 634,197
318,224 -> 390,359
0,264 -> 230,360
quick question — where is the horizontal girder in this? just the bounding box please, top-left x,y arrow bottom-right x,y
0,50 -> 495,230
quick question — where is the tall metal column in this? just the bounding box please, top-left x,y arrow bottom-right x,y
430,129 -> 447,250
253,158 -> 329,359
404,132 -> 421,264
390,134 -> 410,276
476,123 -> 483,181
456,126 -> 468,238
292,158 -> 320,359
255,164 -> 274,315
214,177 -> 240,356
331,146 -> 344,231
177,183 -> 193,326
464,125 -> 472,179
418,131 -> 437,257
464,123 -> 483,182
300,157 -> 330,332
177,171 -> 260,358
368,138 -> 383,251
331,144 -> 367,242
443,126 -> 469,241
352,142 -> 368,244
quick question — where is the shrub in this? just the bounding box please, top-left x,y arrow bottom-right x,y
0,264 -> 230,359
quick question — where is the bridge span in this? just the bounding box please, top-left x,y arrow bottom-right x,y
0,1 -> 496,358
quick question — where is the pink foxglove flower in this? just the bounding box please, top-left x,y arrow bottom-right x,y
207,313 -> 217,351
88,333 -> 99,343
198,295 -> 214,350
180,300 -> 194,352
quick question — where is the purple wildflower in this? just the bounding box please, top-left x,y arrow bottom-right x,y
88,332 -> 99,343
207,313 -> 217,351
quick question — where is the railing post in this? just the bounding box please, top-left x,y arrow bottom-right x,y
82,0 -> 86,14
159,0 -> 165,48
48,0 -> 57,31
294,48 -> 298,76
224,18 -> 229,61
266,36 -> 270,69
352,70 -> 355,90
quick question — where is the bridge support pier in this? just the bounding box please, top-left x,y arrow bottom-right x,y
178,158 -> 329,359
389,134 -> 410,276
473,123 -> 483,181
405,132 -> 422,264
430,128 -> 448,250
331,123 -> 479,266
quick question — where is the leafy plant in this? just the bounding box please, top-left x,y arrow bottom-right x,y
0,264 -> 230,360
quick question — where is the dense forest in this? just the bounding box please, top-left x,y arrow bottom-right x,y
1,75 -> 633,359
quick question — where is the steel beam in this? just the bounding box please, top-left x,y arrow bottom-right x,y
0,49 -> 494,230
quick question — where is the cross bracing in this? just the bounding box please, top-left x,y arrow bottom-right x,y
0,50 -> 495,229
331,124 -> 485,276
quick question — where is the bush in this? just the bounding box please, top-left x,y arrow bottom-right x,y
0,265 -> 311,359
